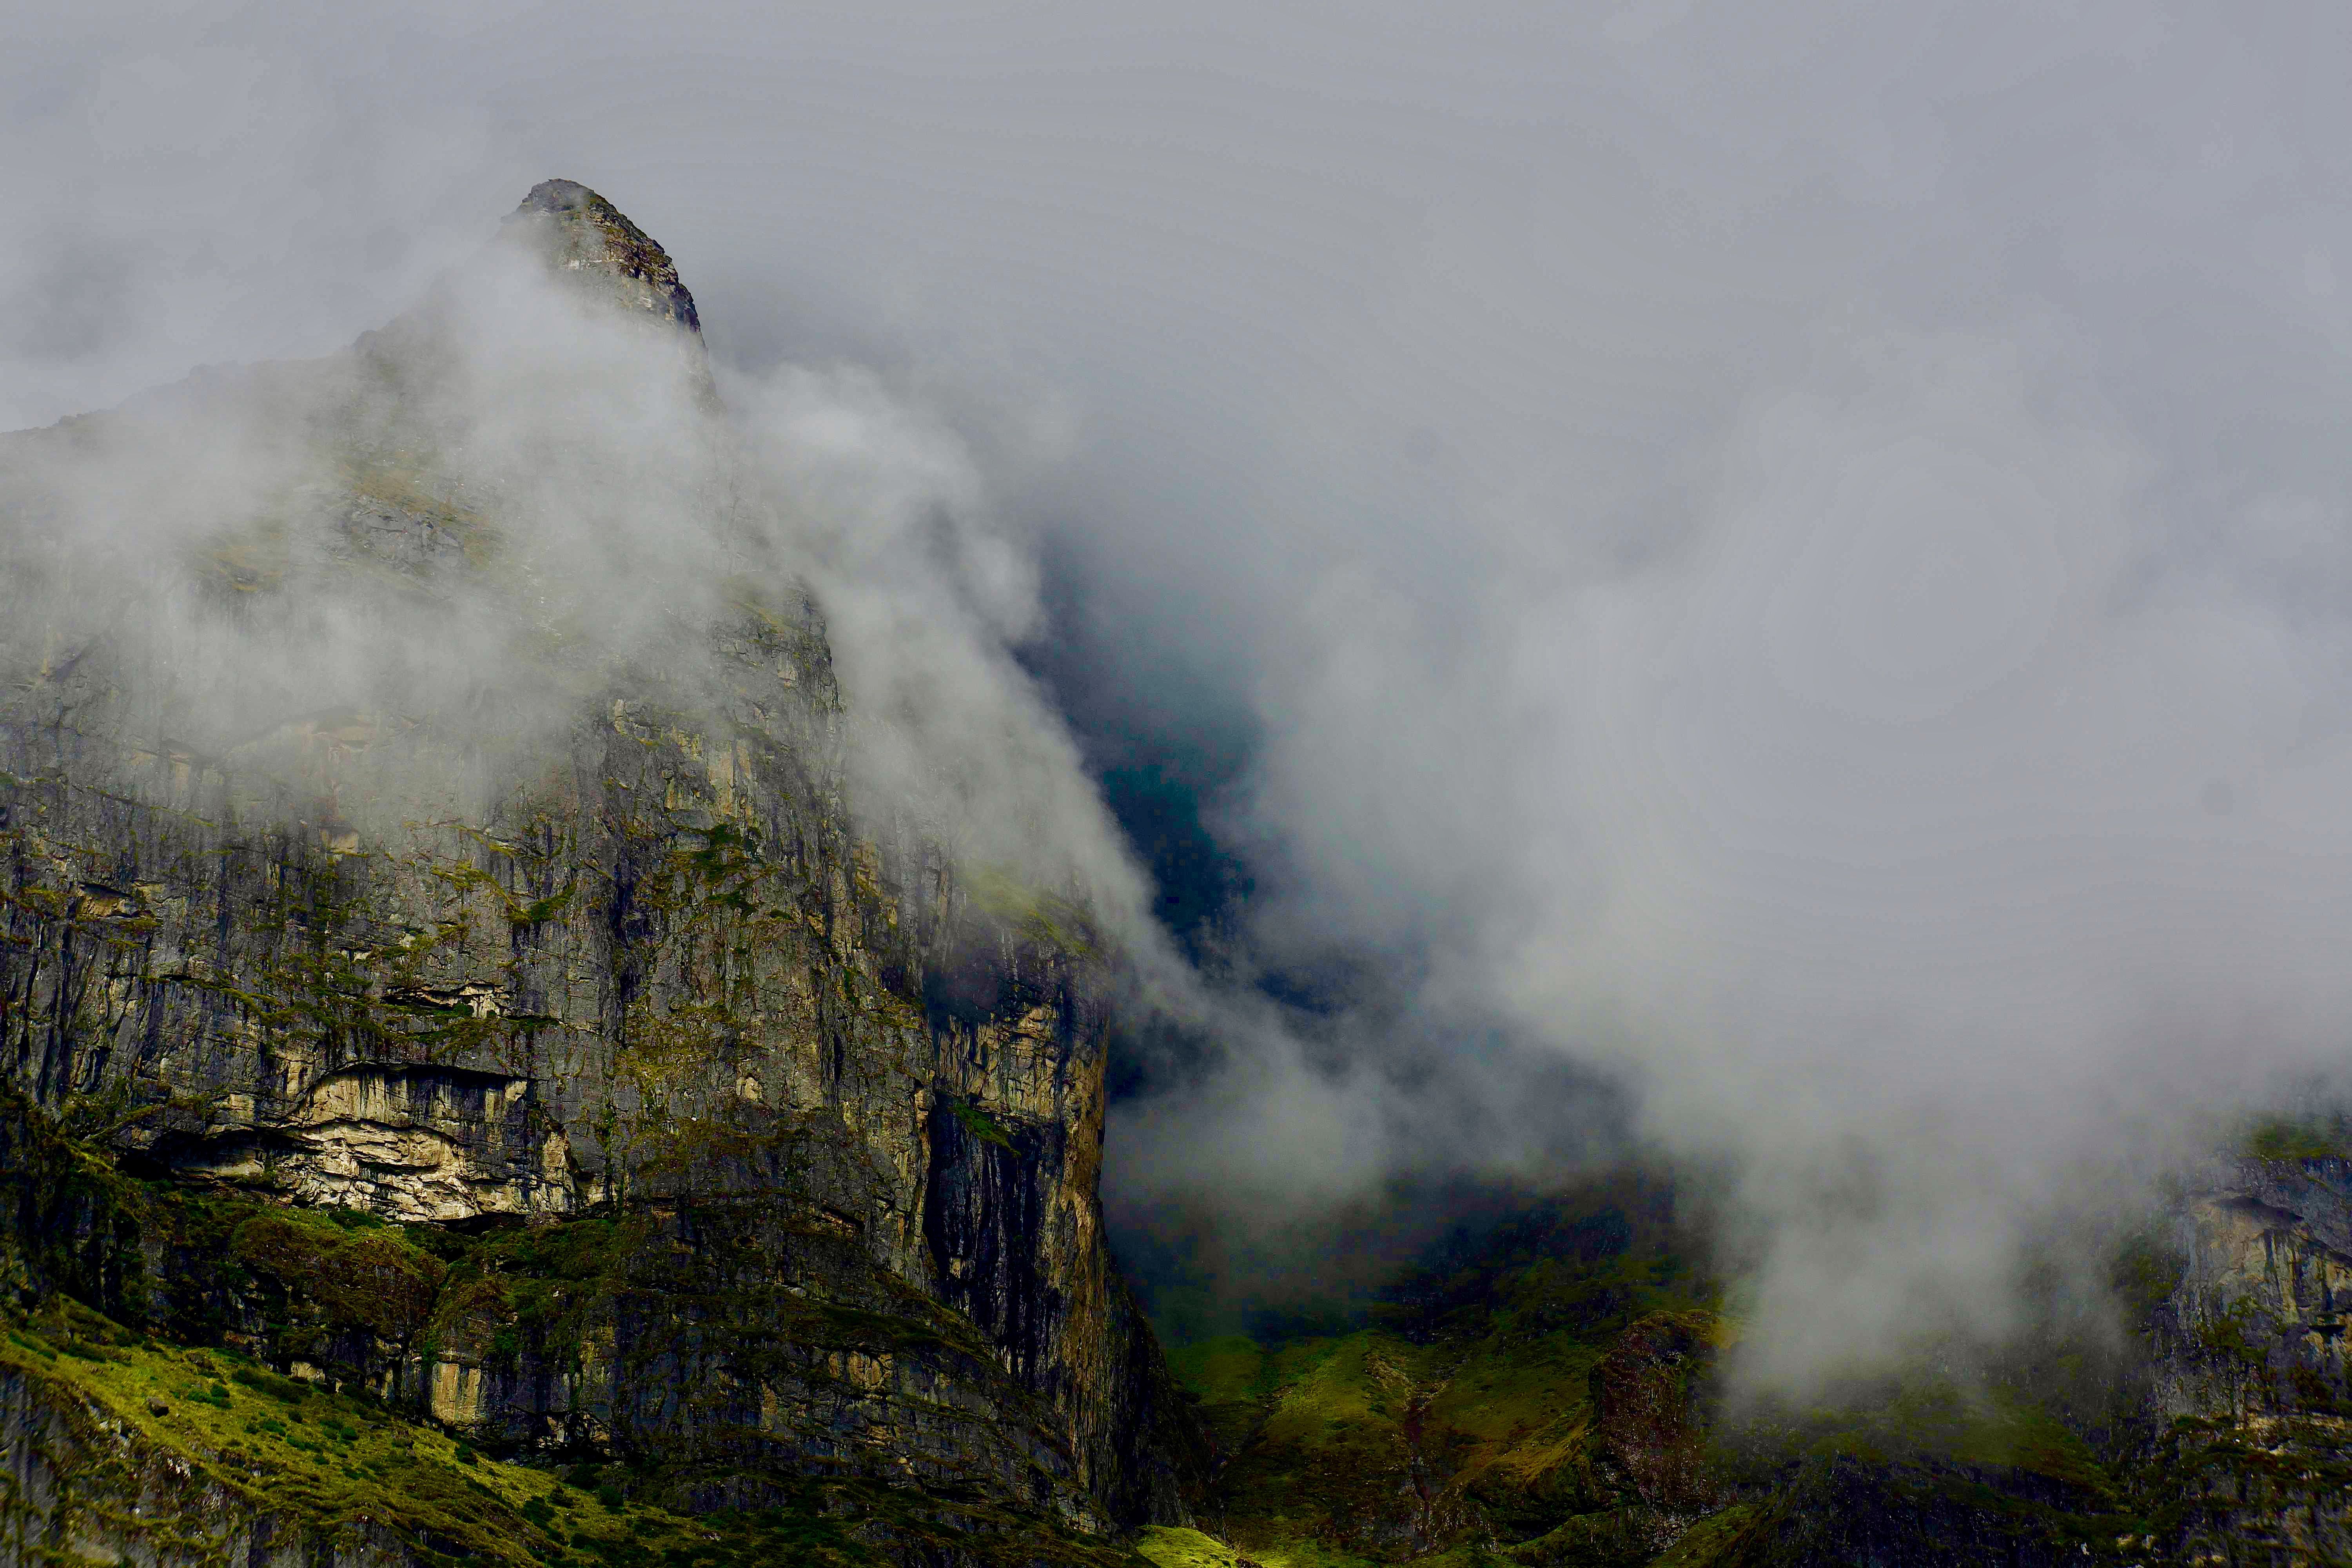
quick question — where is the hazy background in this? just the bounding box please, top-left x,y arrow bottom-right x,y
14,0 -> 2352,1385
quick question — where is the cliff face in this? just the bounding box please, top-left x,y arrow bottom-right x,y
2131,1149 -> 2352,1561
0,180 -> 1205,1563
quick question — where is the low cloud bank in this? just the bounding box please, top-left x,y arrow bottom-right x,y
18,2 -> 2352,1390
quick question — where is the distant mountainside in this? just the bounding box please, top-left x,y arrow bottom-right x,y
1136,1145 -> 2352,1567
0,179 -> 1205,1567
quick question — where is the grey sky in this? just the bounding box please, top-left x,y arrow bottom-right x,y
15,1 -> 2352,1382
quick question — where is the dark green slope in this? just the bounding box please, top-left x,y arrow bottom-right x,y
1141,1159 -> 2352,1568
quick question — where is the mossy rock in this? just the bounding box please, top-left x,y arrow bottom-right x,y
232,1208 -> 447,1340
1135,1526 -> 1250,1566
2242,1114 -> 2352,1163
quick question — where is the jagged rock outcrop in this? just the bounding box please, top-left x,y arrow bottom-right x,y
0,180 -> 1206,1563
506,178 -> 704,333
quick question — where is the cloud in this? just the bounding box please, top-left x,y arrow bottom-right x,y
0,205 -> 1156,962
19,0 -> 2352,1385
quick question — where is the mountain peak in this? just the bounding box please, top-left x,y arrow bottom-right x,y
501,178 -> 701,335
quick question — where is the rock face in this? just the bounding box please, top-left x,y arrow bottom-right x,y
2137,1151 -> 2352,1561
0,181 -> 1205,1559
505,178 -> 704,333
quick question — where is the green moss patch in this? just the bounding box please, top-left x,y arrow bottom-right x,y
1136,1526 -> 1242,1567
1640,1503 -> 1768,1568
1744,1380 -> 2113,1499
964,864 -> 1103,960
233,1207 -> 447,1341
950,1098 -> 1016,1151
0,1295 -> 1148,1567
2243,1114 -> 2352,1163
7,1295 -> 595,1564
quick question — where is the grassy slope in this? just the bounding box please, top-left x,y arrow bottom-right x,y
2,1291 -> 1149,1568
1156,1182 -> 1714,1568
1151,1178 -> 2160,1568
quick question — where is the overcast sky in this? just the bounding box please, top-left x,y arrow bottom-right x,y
16,1 -> 2352,1381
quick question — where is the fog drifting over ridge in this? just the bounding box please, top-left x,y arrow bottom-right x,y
16,3 -> 2352,1385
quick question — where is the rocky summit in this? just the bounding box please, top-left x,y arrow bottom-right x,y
505,178 -> 705,333
1,181 -> 2350,1568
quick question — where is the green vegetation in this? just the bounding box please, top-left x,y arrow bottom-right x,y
2109,1230 -> 2189,1330
951,1096 -> 1017,1150
1640,1504 -> 1768,1568
2242,1113 -> 2352,1162
0,1282 -> 1149,1567
1148,1174 -> 2198,1568
1155,1180 -> 1719,1566
966,862 -> 1105,960
1136,1526 -> 1245,1567
1719,1377 -> 2115,1506
232,1205 -> 448,1343
4,1294 -> 671,1566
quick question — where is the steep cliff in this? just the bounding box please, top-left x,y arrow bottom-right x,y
0,179 -> 1205,1565
2128,1135 -> 2352,1561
